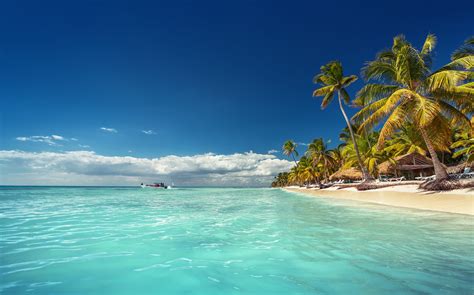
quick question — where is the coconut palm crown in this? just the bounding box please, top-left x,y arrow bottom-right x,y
282,140 -> 299,166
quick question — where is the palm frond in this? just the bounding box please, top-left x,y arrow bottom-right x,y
424,115 -> 452,152
395,45 -> 413,86
357,89 -> 412,132
436,100 -> 472,129
352,97 -> 389,123
440,55 -> 474,71
341,75 -> 358,87
421,34 -> 437,56
392,35 -> 408,52
320,92 -> 334,109
328,61 -> 343,81
313,74 -> 336,86
451,36 -> 474,61
463,82 -> 474,88
377,105 -> 408,148
361,61 -> 397,82
355,84 -> 400,106
426,70 -> 472,92
376,49 -> 395,61
312,85 -> 334,97
412,95 -> 440,128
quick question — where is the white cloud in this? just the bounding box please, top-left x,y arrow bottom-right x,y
100,127 -> 118,133
15,135 -> 68,146
141,130 -> 156,135
268,149 -> 279,154
0,150 -> 293,187
78,144 -> 91,148
51,135 -> 64,140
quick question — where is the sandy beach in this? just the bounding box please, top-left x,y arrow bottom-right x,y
284,185 -> 474,215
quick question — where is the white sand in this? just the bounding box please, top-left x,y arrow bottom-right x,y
284,185 -> 474,215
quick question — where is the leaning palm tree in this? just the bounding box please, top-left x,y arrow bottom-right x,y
282,140 -> 299,166
312,61 -> 373,181
354,34 -> 472,189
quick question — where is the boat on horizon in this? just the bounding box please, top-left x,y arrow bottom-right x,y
140,182 -> 172,189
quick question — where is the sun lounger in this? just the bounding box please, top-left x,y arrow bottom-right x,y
387,176 -> 406,182
418,175 -> 435,181
450,170 -> 474,179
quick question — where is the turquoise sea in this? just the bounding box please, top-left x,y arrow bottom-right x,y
0,187 -> 473,294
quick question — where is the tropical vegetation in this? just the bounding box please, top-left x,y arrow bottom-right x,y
272,34 -> 473,190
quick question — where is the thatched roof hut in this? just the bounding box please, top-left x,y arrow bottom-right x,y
329,167 -> 363,181
446,162 -> 474,174
378,152 -> 435,178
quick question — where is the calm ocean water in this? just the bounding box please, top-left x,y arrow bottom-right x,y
0,187 -> 473,294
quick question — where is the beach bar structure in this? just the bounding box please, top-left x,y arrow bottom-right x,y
378,153 -> 435,179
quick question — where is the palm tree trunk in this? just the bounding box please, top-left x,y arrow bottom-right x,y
337,91 -> 373,181
419,127 -> 448,181
362,114 -> 372,150
291,154 -> 298,166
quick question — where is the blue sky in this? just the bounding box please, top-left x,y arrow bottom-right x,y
0,0 -> 472,185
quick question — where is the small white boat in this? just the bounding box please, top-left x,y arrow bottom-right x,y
140,183 -> 170,189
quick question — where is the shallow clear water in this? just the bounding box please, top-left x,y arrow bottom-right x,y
0,187 -> 473,294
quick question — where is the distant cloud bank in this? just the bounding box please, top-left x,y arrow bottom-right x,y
0,150 -> 293,186
100,127 -> 118,133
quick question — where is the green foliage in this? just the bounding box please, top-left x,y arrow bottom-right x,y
353,34 -> 472,181
451,131 -> 474,163
272,34 -> 473,187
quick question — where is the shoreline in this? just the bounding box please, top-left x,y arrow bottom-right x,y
283,185 -> 474,215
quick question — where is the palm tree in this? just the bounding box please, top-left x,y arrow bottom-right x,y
354,34 -> 472,189
306,138 -> 335,182
282,140 -> 299,166
271,172 -> 289,187
288,166 -> 301,186
298,156 -> 319,184
312,61 -> 373,181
